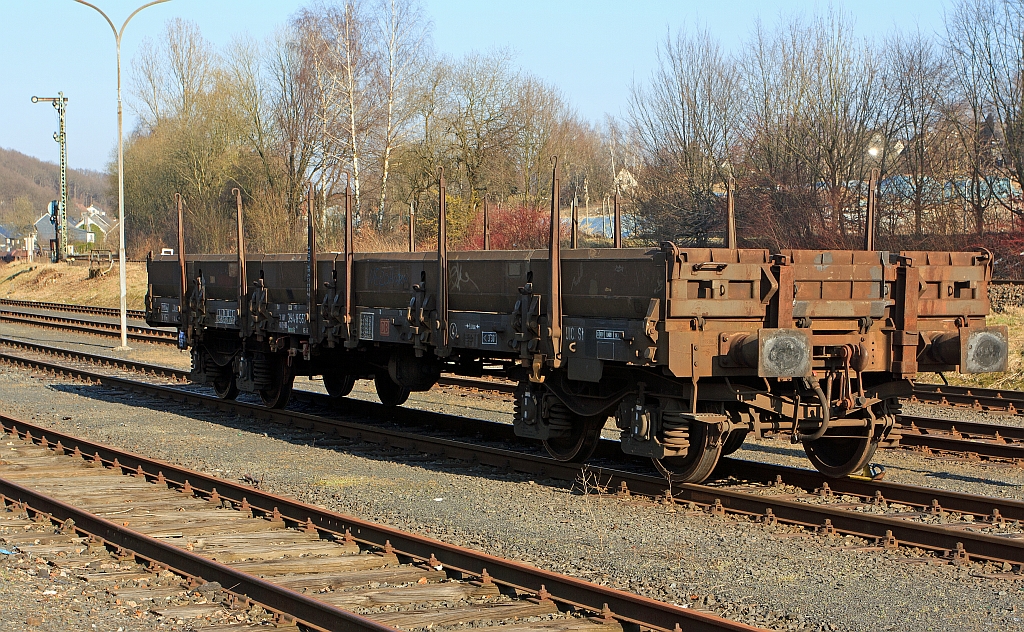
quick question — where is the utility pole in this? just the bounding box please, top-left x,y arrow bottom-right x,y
32,93 -> 68,262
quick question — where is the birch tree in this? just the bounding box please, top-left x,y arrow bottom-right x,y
371,0 -> 430,229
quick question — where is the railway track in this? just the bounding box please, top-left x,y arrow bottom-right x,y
897,413 -> 1024,461
1,337 -> 1023,571
0,414 -> 755,632
0,302 -> 175,344
9,299 -> 1024,432
910,383 -> 1024,415
0,297 -> 147,320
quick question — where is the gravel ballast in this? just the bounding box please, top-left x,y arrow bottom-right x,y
2,321 -> 1024,629
0,368 -> 1021,631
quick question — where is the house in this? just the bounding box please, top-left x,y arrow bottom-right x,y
76,205 -> 114,242
0,225 -> 22,254
34,213 -> 94,257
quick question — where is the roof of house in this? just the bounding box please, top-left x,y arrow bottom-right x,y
78,205 -> 113,233
35,214 -> 93,244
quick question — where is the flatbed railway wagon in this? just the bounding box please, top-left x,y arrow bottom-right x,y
146,178 -> 1007,483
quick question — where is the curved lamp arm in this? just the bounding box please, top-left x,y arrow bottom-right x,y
73,0 -> 171,42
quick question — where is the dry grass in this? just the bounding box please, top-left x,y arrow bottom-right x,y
0,261 -> 148,310
915,307 -> 1024,391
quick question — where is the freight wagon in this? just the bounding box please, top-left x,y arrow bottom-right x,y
147,171 -> 1007,482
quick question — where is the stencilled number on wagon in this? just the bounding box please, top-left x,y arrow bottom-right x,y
564,327 -> 585,342
359,312 -> 375,340
215,309 -> 236,325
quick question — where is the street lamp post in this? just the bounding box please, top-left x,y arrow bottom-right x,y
74,0 -> 170,352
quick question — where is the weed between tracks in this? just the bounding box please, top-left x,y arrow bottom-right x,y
571,467 -> 619,548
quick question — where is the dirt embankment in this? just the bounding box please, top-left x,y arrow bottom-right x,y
0,261 -> 147,309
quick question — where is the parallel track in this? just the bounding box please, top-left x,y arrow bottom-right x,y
897,413 -> 1024,461
910,383 -> 1024,415
1,337 -> 1023,570
0,297 -> 147,320
0,304 -> 175,343
0,413 -> 754,632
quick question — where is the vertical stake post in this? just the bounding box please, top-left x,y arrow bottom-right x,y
548,157 -> 562,370
344,179 -> 356,347
306,183 -> 317,343
482,197 -> 490,250
437,169 -> 449,355
570,198 -> 578,249
175,193 -> 186,330
613,189 -> 622,248
865,168 -> 878,251
232,188 -> 247,334
409,202 -> 415,252
726,176 -> 737,249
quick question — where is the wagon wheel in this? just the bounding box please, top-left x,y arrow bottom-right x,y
258,356 -> 294,409
653,420 -> 724,484
323,372 -> 355,398
374,373 -> 410,407
802,405 -> 891,478
213,373 -> 238,401
803,434 -> 878,478
720,429 -> 749,456
542,410 -> 606,463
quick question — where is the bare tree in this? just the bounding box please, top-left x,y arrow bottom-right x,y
945,0 -> 1024,227
801,10 -> 883,241
510,76 -> 554,205
128,18 -> 244,252
444,50 -> 523,210
370,0 -> 430,230
629,27 -> 740,243
881,29 -> 950,237
945,0 -> 1002,234
299,1 -> 378,222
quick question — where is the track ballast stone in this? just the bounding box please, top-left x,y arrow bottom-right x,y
0,364 -> 1022,631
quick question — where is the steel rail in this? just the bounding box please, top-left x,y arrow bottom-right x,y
0,474 -> 399,632
892,414 -> 1024,462
0,336 -> 187,379
10,334 -> 1024,464
0,329 -> 509,394
0,297 -> 146,320
0,413 -> 756,632
900,414 -> 1024,443
897,432 -> 1024,461
5,299 -> 1024,415
0,308 -> 174,343
911,383 -> 1024,415
2,334 -> 1022,520
2,346 -> 1024,569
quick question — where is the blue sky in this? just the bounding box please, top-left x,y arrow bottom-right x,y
0,0 -> 946,173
